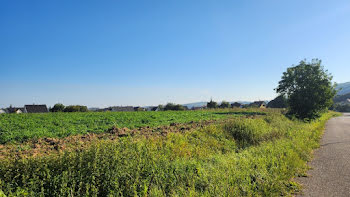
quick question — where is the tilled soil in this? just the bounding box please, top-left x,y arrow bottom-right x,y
0,119 -> 236,159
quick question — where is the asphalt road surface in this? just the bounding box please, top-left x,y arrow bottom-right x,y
297,113 -> 350,197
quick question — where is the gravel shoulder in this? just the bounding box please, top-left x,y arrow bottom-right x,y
297,113 -> 350,197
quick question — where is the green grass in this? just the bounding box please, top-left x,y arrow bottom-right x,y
0,109 -> 263,144
0,111 -> 338,196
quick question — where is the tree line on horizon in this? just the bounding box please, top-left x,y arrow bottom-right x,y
48,59 -> 339,119
50,104 -> 88,112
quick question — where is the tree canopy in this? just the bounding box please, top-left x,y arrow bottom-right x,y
207,99 -> 218,109
50,103 -> 65,112
164,103 -> 185,111
63,105 -> 88,112
219,101 -> 230,108
276,59 -> 336,120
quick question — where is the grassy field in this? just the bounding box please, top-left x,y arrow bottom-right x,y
0,109 -> 264,144
0,109 -> 338,196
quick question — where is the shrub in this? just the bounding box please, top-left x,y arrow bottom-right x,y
164,103 -> 185,111
63,105 -> 88,112
219,101 -> 230,108
223,118 -> 281,147
50,103 -> 65,112
207,100 -> 218,109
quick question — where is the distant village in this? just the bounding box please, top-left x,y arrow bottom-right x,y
0,101 -> 268,114
0,105 -> 49,114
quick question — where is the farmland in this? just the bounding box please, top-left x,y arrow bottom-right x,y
0,109 -> 263,144
0,109 -> 338,196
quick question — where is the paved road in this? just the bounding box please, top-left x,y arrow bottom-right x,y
297,113 -> 350,197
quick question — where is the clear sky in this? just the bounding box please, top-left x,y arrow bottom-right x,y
1,0 -> 350,108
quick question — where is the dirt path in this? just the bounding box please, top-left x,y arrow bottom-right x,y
297,113 -> 350,196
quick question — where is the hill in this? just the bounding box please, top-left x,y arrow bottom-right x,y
333,83 -> 350,112
334,92 -> 350,103
182,102 -> 207,109
336,82 -> 350,95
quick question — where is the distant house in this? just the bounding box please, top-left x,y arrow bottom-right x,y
191,106 -> 206,110
134,107 -> 145,111
347,99 -> 350,103
24,105 -> 49,113
88,108 -> 100,112
249,101 -> 266,108
231,102 -> 242,108
147,106 -> 161,111
7,107 -> 25,114
112,106 -> 134,112
150,106 -> 159,111
0,109 -> 8,114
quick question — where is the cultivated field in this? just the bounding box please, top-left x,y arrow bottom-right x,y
0,109 -> 266,144
0,109 -> 338,196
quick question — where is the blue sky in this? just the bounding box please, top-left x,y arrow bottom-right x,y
1,0 -> 350,108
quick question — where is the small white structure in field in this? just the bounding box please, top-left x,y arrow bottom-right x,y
147,106 -> 160,111
15,109 -> 23,114
0,109 -> 7,114
7,107 -> 24,114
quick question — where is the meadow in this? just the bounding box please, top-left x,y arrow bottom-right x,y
0,109 -> 338,196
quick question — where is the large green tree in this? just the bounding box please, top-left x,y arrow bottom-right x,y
276,59 -> 336,120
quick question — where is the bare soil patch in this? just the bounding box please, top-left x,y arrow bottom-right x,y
0,119 -> 237,159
